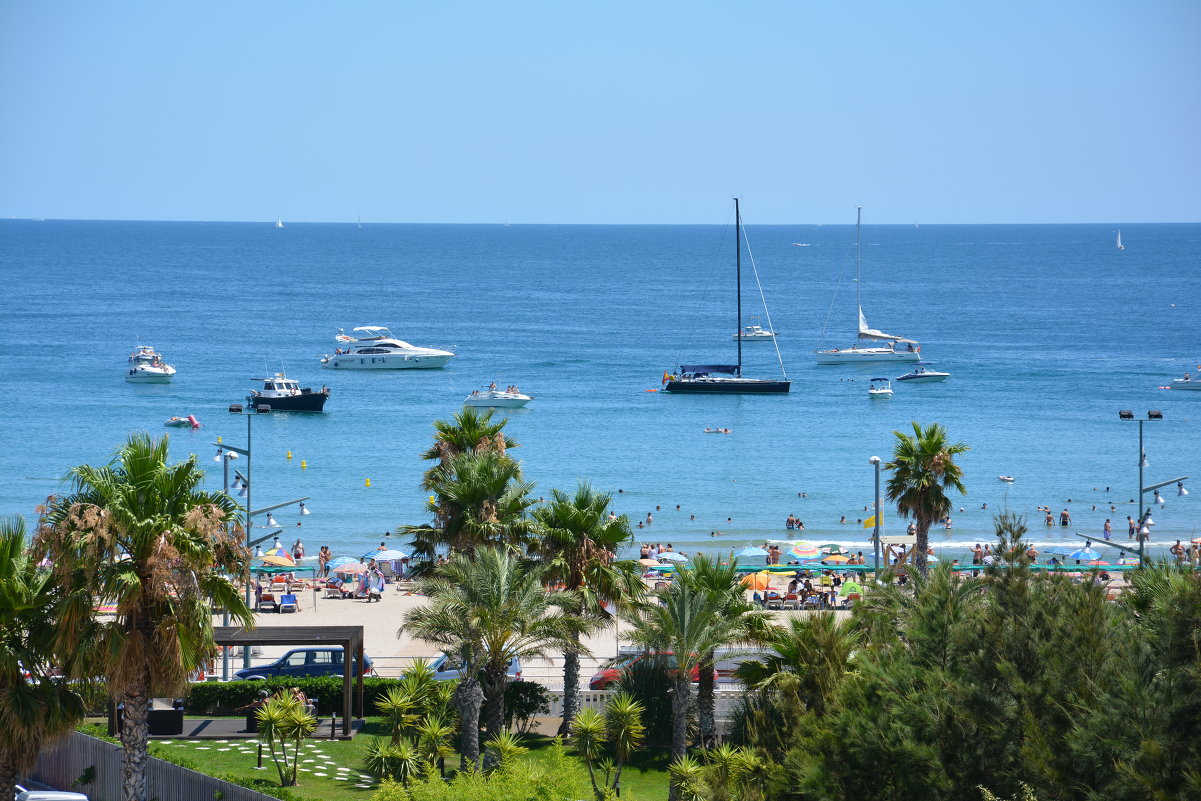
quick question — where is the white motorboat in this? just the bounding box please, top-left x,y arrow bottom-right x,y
247,371 -> 330,412
998,475 -> 1016,483
733,317 -> 777,341
1169,373 -> 1201,391
126,345 -> 176,383
816,207 -> 922,364
463,386 -> 532,409
868,377 -> 893,397
321,327 -> 455,370
896,362 -> 950,383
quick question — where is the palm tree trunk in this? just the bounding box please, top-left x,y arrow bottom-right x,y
119,683 -> 150,801
668,675 -> 691,801
1,761 -> 20,801
455,677 -> 483,771
697,652 -> 717,748
915,518 -> 931,577
557,637 -> 581,736
481,668 -> 507,769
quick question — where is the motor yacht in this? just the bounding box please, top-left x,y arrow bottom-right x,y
321,327 -> 455,370
896,362 -> 951,383
246,372 -> 330,412
868,377 -> 894,397
463,385 -> 532,409
126,345 -> 176,383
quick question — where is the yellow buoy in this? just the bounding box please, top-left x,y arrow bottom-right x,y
300,460 -> 307,469
217,435 -> 223,443
286,450 -> 293,460
365,478 -> 372,487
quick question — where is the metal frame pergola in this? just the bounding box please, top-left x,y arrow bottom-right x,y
212,625 -> 365,736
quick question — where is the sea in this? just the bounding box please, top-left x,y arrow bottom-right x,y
2,218 -> 1199,567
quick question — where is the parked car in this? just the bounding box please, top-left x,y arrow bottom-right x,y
589,652 -> 716,690
429,653 -> 522,681
15,788 -> 90,801
234,647 -> 373,681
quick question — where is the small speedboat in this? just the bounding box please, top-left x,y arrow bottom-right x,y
896,362 -> 950,383
246,372 -> 330,412
463,386 -> 531,409
733,324 -> 777,341
1169,374 -> 1201,391
126,345 -> 176,383
164,415 -> 200,429
868,377 -> 894,397
998,475 -> 1016,483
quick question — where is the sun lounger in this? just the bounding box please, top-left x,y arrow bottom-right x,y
782,593 -> 801,610
278,593 -> 299,613
257,592 -> 277,612
377,562 -> 395,583
765,593 -> 784,610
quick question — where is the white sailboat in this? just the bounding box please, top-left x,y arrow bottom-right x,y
1116,229 -> 1124,250
816,207 -> 921,364
275,218 -> 284,229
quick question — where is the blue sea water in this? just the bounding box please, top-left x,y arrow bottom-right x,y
1,218 -> 1198,565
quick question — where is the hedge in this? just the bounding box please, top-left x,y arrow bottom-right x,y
184,676 -> 407,716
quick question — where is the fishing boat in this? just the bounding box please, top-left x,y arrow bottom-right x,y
246,372 -> 330,412
816,207 -> 921,364
896,362 -> 950,383
321,327 -> 455,370
663,199 -> 790,394
868,378 -> 894,397
463,386 -> 532,408
1116,229 -> 1124,250
126,345 -> 176,383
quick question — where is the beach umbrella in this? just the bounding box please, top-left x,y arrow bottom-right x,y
326,556 -> 358,568
926,555 -> 940,564
741,572 -> 772,590
658,551 -> 687,562
823,554 -> 851,563
1087,560 -> 1111,566
363,549 -> 407,560
262,546 -> 293,561
1068,548 -> 1100,561
819,543 -> 848,554
638,558 -> 662,567
736,547 -> 769,558
259,555 -> 295,567
1191,537 -> 1201,545
1118,556 -> 1141,565
333,562 -> 368,575
982,555 -> 999,565
790,541 -> 820,559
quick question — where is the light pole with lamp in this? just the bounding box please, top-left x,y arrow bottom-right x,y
1118,410 -> 1188,566
214,447 -> 241,680
868,456 -> 882,577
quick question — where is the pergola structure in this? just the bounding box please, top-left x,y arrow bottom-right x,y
212,625 -> 365,736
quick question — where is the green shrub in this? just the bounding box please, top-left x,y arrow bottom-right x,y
616,655 -> 682,748
503,681 -> 549,735
185,676 -> 410,716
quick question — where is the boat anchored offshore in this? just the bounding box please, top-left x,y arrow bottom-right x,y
321,327 -> 455,370
126,345 -> 176,383
1170,372 -> 1201,391
868,377 -> 894,397
246,372 -> 330,412
733,317 -> 777,341
663,199 -> 790,394
896,362 -> 950,383
816,207 -> 921,364
463,385 -> 532,408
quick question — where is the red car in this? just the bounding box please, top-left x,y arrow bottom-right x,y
589,652 -> 717,690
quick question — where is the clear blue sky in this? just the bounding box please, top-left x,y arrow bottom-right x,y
2,1 -> 1198,224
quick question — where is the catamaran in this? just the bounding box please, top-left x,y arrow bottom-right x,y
663,199 -> 790,394
816,207 -> 921,364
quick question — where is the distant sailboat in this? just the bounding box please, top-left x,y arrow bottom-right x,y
1116,229 -> 1124,250
357,214 -> 362,229
275,218 -> 284,229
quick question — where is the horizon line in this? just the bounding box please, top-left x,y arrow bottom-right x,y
5,217 -> 1199,226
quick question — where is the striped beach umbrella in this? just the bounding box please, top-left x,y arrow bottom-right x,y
363,549 -> 408,560
261,547 -> 293,563
822,554 -> 851,563
333,562 -> 369,575
658,551 -> 687,562
736,547 -> 769,558
326,556 -> 358,568
260,555 -> 295,567
790,541 -> 820,559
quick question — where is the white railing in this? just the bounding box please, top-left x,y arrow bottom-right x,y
545,687 -> 745,725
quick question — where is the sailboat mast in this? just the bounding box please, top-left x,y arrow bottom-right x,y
735,197 -> 742,376
855,206 -> 863,320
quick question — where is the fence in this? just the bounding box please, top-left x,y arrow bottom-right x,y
545,688 -> 745,732
32,732 -> 281,801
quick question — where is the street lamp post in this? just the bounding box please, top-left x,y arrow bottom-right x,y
1118,410 -> 1188,566
869,456 -> 882,577
215,447 -> 240,680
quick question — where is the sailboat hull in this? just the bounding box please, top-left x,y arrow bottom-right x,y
665,378 -> 790,394
815,348 -> 920,365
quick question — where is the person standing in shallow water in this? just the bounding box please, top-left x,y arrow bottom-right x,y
1103,519 -> 1112,540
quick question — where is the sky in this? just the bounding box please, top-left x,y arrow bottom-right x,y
2,1 -> 1198,224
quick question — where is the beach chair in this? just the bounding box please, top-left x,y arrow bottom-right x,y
782,593 -> 801,610
324,583 -> 344,599
752,592 -> 763,607
377,562 -> 396,583
269,581 -> 288,596
765,593 -> 784,610
802,595 -> 821,610
257,592 -> 277,612
278,593 -> 299,613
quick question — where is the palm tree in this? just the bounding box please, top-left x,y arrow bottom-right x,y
420,407 -> 519,489
673,555 -> 768,748
0,517 -> 89,801
622,579 -> 752,800
34,433 -> 253,801
885,421 -> 970,576
734,612 -> 860,717
532,483 -> 643,734
400,547 -> 588,769
407,451 -> 537,564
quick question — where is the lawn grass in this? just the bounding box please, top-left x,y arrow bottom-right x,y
80,718 -> 671,801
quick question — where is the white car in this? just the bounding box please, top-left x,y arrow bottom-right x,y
16,787 -> 90,801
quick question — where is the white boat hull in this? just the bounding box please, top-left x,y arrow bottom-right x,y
463,393 -> 531,409
868,389 -> 893,397
1170,379 -> 1201,391
896,373 -> 949,383
322,353 -> 453,370
816,348 -> 920,364
126,368 -> 175,383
